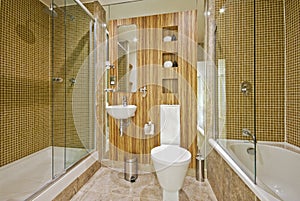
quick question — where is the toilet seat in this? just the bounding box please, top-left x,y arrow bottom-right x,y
151,145 -> 191,166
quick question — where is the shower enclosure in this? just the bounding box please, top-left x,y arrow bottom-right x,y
209,0 -> 300,200
214,0 -> 256,183
0,0 -> 99,200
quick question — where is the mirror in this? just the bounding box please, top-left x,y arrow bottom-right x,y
117,24 -> 137,92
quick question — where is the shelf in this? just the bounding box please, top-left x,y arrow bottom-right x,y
162,41 -> 177,52
162,78 -> 178,94
162,53 -> 178,67
162,26 -> 178,42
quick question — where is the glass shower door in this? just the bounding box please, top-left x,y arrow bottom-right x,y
51,0 -> 67,178
64,2 -> 96,169
215,0 -> 256,183
51,0 -> 96,177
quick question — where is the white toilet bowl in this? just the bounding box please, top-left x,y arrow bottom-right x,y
151,145 -> 191,201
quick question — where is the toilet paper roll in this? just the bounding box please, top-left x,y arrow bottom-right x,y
144,122 -> 154,135
163,61 -> 173,68
163,36 -> 172,42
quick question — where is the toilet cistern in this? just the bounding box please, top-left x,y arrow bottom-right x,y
151,105 -> 191,201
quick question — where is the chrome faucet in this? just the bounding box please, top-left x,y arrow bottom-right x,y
122,96 -> 127,107
104,88 -> 115,92
242,128 -> 256,143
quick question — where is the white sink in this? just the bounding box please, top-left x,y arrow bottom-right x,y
106,105 -> 137,119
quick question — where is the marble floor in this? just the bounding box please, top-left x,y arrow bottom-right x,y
71,167 -> 218,201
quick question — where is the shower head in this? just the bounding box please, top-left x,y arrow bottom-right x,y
43,3 -> 75,21
43,3 -> 58,17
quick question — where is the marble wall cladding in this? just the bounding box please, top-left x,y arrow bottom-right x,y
207,149 -> 260,201
205,0 -> 217,143
53,161 -> 101,201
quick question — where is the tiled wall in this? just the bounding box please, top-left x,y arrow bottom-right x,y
0,0 -> 104,167
53,161 -> 101,201
216,0 -> 285,142
286,0 -> 300,147
207,149 -> 260,201
0,0 -> 50,167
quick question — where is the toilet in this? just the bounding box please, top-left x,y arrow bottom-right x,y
151,105 -> 191,201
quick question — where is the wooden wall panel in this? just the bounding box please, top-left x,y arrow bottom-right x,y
108,10 -> 198,168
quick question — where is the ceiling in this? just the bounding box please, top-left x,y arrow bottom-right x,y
39,0 -> 143,7
99,0 -> 144,6
39,0 -> 205,43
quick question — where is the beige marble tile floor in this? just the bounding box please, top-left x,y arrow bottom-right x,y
71,167 -> 218,201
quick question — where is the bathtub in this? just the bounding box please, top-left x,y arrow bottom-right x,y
0,146 -> 89,201
209,139 -> 300,201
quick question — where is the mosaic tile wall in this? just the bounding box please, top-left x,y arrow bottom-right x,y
0,1 -> 102,167
286,0 -> 300,147
216,0 -> 285,142
0,0 -> 51,167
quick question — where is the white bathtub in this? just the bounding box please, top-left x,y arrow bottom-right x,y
0,146 -> 88,201
210,139 -> 300,201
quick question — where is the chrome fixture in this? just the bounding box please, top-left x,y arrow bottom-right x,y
104,88 -> 115,92
122,96 -> 127,107
139,86 -> 147,98
69,78 -> 76,86
105,64 -> 115,69
52,77 -> 63,83
247,147 -> 255,155
240,81 -> 252,96
242,128 -> 256,143
43,3 -> 75,20
120,119 -> 130,137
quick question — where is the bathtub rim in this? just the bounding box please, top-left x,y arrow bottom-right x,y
208,139 -> 281,201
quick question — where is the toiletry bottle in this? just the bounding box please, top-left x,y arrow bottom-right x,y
171,34 -> 177,41
172,61 -> 178,67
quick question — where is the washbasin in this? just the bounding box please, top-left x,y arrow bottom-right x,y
106,105 -> 137,119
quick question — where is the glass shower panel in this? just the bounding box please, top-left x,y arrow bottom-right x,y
215,0 -> 256,182
64,3 -> 95,169
51,0 -> 67,178
51,0 -> 96,176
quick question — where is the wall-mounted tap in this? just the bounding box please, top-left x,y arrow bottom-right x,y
104,88 -> 115,92
69,77 -> 76,86
105,61 -> 115,69
242,128 -> 256,143
240,81 -> 252,96
122,96 -> 127,107
139,86 -> 147,98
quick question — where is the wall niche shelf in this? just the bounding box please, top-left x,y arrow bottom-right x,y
162,52 -> 178,68
162,78 -> 178,93
162,41 -> 178,52
162,26 -> 178,42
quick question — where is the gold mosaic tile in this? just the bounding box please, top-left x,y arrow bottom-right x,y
0,0 -> 50,167
286,0 -> 300,147
215,0 -> 286,143
0,1 -> 102,167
